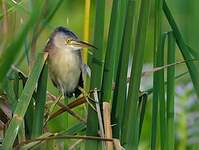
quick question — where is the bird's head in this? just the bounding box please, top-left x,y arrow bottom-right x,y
51,26 -> 96,51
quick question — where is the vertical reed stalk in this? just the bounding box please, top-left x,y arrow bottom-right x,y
86,0 -> 105,149
32,64 -> 48,137
151,0 -> 163,149
83,0 -> 91,63
101,0 -> 127,102
157,33 -> 167,150
122,0 -> 151,149
111,0 -> 136,138
167,31 -> 175,150
163,1 -> 199,99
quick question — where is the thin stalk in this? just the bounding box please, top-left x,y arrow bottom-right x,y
32,63 -> 48,137
86,0 -> 105,149
167,31 -> 175,150
18,121 -> 26,143
83,0 -> 91,63
25,98 -> 34,138
111,0 -> 136,138
2,53 -> 48,150
163,1 -> 199,99
146,71 -> 188,95
138,94 -> 148,141
101,0 -> 128,103
4,79 -> 17,112
0,0 -> 44,85
151,0 -> 163,149
122,0 -> 151,149
103,102 -> 113,150
157,33 -> 167,150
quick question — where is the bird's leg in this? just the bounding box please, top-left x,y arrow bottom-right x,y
44,94 -> 63,126
45,81 -> 65,117
78,86 -> 97,111
49,94 -> 63,113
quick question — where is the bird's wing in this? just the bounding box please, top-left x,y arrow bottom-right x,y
81,64 -> 91,80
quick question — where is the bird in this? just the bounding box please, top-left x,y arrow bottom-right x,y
44,26 -> 96,98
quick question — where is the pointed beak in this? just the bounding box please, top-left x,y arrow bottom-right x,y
70,39 -> 97,49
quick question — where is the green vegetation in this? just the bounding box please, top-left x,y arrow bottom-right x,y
0,0 -> 199,149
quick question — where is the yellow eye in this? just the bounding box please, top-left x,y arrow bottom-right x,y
66,38 -> 72,44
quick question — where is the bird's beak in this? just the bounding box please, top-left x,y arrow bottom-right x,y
70,39 -> 97,49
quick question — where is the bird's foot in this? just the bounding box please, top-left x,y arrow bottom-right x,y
78,87 -> 97,111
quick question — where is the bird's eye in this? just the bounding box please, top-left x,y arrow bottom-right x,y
66,38 -> 72,44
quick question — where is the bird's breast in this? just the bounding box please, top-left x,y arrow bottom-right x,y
48,49 -> 81,94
